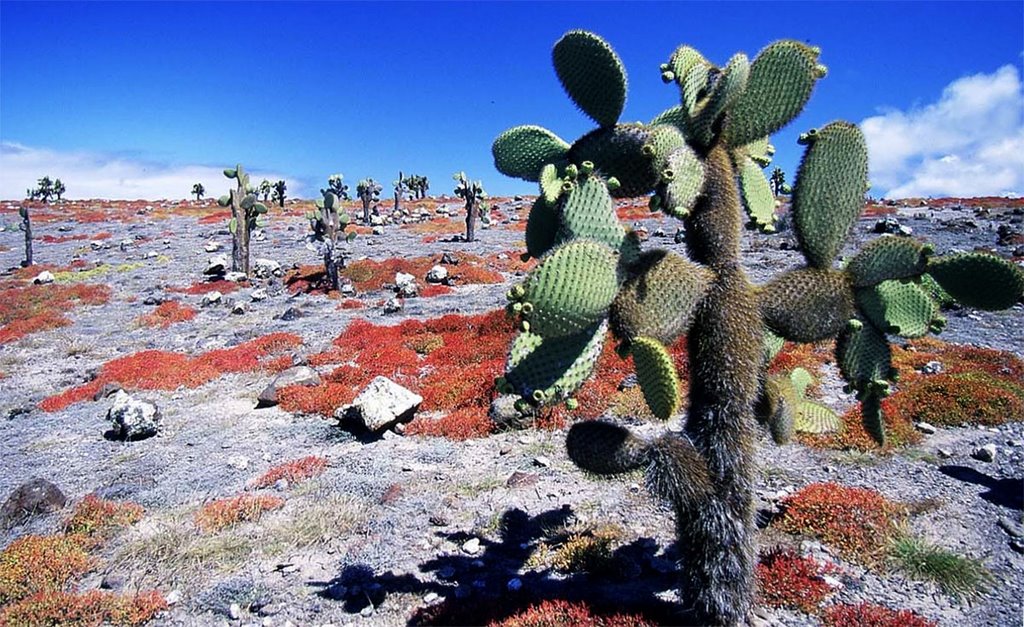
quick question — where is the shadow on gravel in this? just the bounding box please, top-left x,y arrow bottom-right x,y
308,505 -> 682,625
939,465 -> 1023,510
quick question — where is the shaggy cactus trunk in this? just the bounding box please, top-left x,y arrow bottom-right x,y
19,206 -> 33,267
218,165 -> 269,278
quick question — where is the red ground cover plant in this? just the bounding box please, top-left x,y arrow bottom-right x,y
338,298 -> 365,310
821,602 -> 936,627
167,279 -> 242,295
135,300 -> 197,328
194,494 -> 285,532
404,408 -> 495,440
775,483 -> 905,564
39,233 -> 90,243
0,534 -> 94,604
882,372 -> 1024,428
490,600 -> 655,627
63,495 -> 144,540
0,280 -> 111,344
340,255 -> 503,292
0,589 -> 167,626
196,210 -> 232,225
756,547 -> 836,614
252,456 -> 328,488
614,198 -> 652,221
39,332 -> 303,412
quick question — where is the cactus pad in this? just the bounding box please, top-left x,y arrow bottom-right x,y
846,236 -> 933,287
655,145 -> 705,219
791,122 -> 869,268
760,373 -> 798,444
568,124 -> 655,197
631,336 -> 682,420
795,399 -> 841,434
566,420 -> 650,475
650,105 -> 688,130
553,30 -> 627,127
856,279 -> 943,338
525,197 -> 560,260
723,41 -> 821,148
492,125 -> 571,182
690,53 -> 750,147
760,268 -> 855,342
737,155 -> 776,231
521,240 -> 619,337
610,250 -> 714,344
926,252 -> 1024,310
837,318 -> 893,388
504,320 -> 608,403
555,174 -> 625,251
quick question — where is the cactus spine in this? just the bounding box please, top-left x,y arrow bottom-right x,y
453,171 -> 488,242
356,178 -> 382,224
217,164 -> 269,277
491,31 -> 1024,625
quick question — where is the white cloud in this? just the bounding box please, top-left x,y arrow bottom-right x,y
861,65 -> 1024,198
0,142 -> 305,200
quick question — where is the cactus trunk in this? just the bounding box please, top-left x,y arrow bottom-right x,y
465,198 -> 477,242
20,208 -> 33,267
230,190 -> 251,276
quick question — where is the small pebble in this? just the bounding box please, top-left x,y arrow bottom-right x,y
462,537 -> 481,555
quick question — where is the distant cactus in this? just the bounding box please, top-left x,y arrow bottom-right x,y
272,180 -> 287,207
453,172 -> 488,242
192,183 -> 205,201
770,166 -> 789,196
356,178 -> 382,224
217,164 -> 269,276
405,174 -> 429,199
28,176 -> 55,203
53,178 -> 65,201
323,174 -> 350,201
308,190 -> 356,291
492,31 -> 1024,625
393,171 -> 407,214
257,179 -> 273,203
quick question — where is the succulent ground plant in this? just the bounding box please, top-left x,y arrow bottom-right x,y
491,30 -> 1024,625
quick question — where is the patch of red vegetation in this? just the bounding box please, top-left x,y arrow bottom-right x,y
39,333 -> 303,412
39,233 -> 90,244
405,408 -> 495,440
776,483 -> 905,564
894,337 -> 1024,382
491,600 -> 655,627
194,494 -> 285,532
615,198 -> 652,221
253,456 -> 328,488
338,298 -> 365,310
821,602 -> 936,627
0,281 -> 111,344
861,203 -> 898,217
196,210 -> 232,225
167,279 -> 242,295
419,284 -> 453,298
769,341 -> 834,380
0,534 -> 94,605
135,301 -> 197,328
63,495 -> 144,540
340,255 -> 503,293
0,589 -> 166,626
756,547 -> 836,614
403,217 -> 464,238
486,251 -> 538,274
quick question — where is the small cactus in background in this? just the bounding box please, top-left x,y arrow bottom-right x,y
357,178 -> 382,224
18,205 -> 32,267
453,171 -> 488,242
27,176 -> 55,203
491,31 -> 1024,625
393,171 -> 407,214
405,174 -> 429,199
191,182 -> 205,201
53,178 -> 65,201
217,164 -> 269,277
257,179 -> 273,203
307,190 -> 356,291
323,174 -> 350,201
272,179 -> 287,207
770,166 -> 789,196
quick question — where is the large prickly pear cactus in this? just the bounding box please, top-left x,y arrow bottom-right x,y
356,178 -> 382,224
492,31 -> 1024,625
452,172 -> 488,242
308,190 -> 356,291
218,164 -> 269,276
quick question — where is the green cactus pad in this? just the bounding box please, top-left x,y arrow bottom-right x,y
837,318 -> 893,388
539,163 -> 563,206
522,240 -> 619,338
926,252 -> 1024,310
737,155 -> 776,231
791,122 -> 869,268
856,279 -> 943,338
555,174 -> 625,251
655,145 -> 705,219
644,124 -> 688,172
525,197 -> 560,260
566,421 -> 650,475
505,320 -> 608,403
795,400 -> 841,434
618,229 -> 643,268
492,125 -> 571,182
846,236 -> 933,287
568,124 -> 655,197
760,268 -> 855,342
859,389 -> 886,446
741,137 -> 776,168
920,272 -> 956,309
690,53 -> 750,147
552,31 -> 627,127
217,195 -> 231,207
763,329 -> 785,364
759,373 -> 797,444
649,105 -> 688,131
609,250 -> 714,344
723,41 -> 821,148
789,367 -> 813,397
631,336 -> 682,420
678,57 -> 713,117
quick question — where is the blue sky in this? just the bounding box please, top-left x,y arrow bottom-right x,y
1,1 -> 1022,200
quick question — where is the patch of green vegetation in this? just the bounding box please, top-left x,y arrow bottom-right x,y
890,534 -> 992,597
53,262 -> 144,283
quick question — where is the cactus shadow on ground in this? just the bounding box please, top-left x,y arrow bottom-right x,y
938,465 -> 1023,510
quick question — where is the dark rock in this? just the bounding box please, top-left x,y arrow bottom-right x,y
107,390 -> 161,441
279,307 -> 305,321
0,478 -> 67,529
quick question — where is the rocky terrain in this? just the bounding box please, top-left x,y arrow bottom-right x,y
0,194 -> 1021,626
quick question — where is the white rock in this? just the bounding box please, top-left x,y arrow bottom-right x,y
462,537 -> 481,554
201,291 -> 223,307
224,271 -> 247,283
164,590 -> 181,605
107,390 -> 161,441
395,272 -> 416,289
251,289 -> 268,302
205,253 -> 228,275
32,271 -> 55,284
425,265 -> 448,283
204,241 -> 222,253
336,376 -> 422,432
229,603 -> 241,619
915,422 -> 937,435
227,455 -> 250,470
253,258 -> 282,278
972,444 -> 997,463
383,297 -> 403,314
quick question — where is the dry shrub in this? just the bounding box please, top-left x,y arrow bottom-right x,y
63,495 -> 144,540
0,534 -> 93,605
253,456 -> 328,488
775,483 -> 905,565
756,547 -> 836,614
821,602 -> 936,627
194,494 -> 285,533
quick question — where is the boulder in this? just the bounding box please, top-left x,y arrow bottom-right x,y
258,366 -> 321,408
426,265 -> 448,283
0,478 -> 67,529
253,258 -> 282,279
107,390 -> 161,441
336,376 -> 422,432
204,253 -> 229,275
